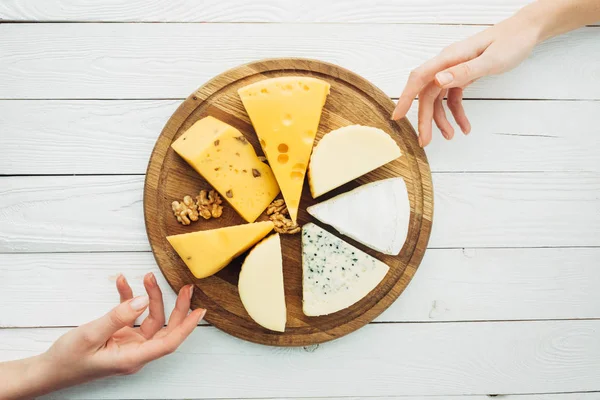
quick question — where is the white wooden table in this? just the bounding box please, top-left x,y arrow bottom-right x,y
1,1 -> 599,399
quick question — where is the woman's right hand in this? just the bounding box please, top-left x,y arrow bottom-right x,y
392,11 -> 542,147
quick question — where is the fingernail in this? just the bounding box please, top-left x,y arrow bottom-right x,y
418,136 -> 423,147
189,284 -> 194,301
148,272 -> 157,287
197,308 -> 207,323
436,72 -> 453,86
391,108 -> 401,120
130,295 -> 149,311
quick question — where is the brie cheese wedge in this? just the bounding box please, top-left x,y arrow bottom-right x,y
307,178 -> 410,255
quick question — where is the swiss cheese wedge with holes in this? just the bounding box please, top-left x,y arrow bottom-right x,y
238,77 -> 330,222
167,221 -> 274,279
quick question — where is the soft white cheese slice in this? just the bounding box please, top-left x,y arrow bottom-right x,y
302,223 -> 390,316
307,178 -> 410,256
308,125 -> 401,198
238,233 -> 286,332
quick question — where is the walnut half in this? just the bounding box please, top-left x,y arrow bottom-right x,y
172,195 -> 199,225
267,199 -> 300,234
197,189 -> 223,219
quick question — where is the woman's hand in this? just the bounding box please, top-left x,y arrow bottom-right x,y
392,12 -> 541,147
3,273 -> 205,399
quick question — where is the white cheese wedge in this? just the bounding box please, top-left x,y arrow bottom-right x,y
302,223 -> 390,316
307,178 -> 410,256
308,125 -> 401,198
238,234 -> 286,332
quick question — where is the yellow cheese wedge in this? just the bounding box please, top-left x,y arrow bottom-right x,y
238,234 -> 286,332
308,125 -> 401,197
167,221 -> 274,279
171,116 -> 280,223
238,76 -> 330,222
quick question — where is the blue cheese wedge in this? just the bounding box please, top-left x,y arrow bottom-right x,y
307,178 -> 410,256
301,223 -> 390,316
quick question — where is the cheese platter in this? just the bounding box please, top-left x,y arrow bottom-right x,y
144,58 -> 433,346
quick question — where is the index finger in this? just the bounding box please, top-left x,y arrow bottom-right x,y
392,34 -> 489,121
392,54 -> 455,121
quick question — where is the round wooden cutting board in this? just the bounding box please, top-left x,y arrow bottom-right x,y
144,58 -> 433,346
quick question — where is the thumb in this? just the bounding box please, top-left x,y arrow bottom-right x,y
83,295 -> 149,344
434,55 -> 492,89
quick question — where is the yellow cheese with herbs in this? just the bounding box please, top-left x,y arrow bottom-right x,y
171,116 -> 279,223
238,76 -> 330,222
167,221 -> 274,279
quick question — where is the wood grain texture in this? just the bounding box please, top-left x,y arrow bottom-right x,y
143,58 -> 433,346
2,321 -> 600,398
0,0 -> 534,23
1,172 -> 599,252
3,99 -> 599,175
0,24 -> 599,100
1,248 -> 600,327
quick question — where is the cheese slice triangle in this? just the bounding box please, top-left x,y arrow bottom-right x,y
308,125 -> 401,197
167,221 -> 274,279
239,234 -> 286,332
301,223 -> 389,316
238,76 -> 330,222
307,178 -> 410,256
170,116 -> 280,223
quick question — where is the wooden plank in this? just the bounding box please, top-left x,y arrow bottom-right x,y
0,100 -> 181,175
3,100 -> 599,175
1,321 -> 599,398
224,396 -> 600,400
1,248 -> 599,327
0,24 -> 598,100
1,173 -> 598,252
214,396 -> 600,400
238,396 -> 600,400
0,0 -> 534,23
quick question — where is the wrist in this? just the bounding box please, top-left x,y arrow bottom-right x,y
26,353 -> 65,398
1,353 -> 60,400
512,3 -> 554,44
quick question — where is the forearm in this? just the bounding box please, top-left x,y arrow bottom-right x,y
1,354 -> 64,400
518,0 -> 600,42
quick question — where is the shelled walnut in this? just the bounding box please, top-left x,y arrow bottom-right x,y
267,199 -> 300,234
196,189 -> 223,219
172,196 -> 199,225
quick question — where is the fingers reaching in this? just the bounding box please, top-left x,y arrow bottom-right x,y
82,296 -> 149,346
165,284 -> 195,333
447,87 -> 471,134
116,274 -> 133,303
136,308 -> 206,365
139,272 -> 166,339
417,82 -> 442,147
433,89 -> 454,140
392,54 -> 453,121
